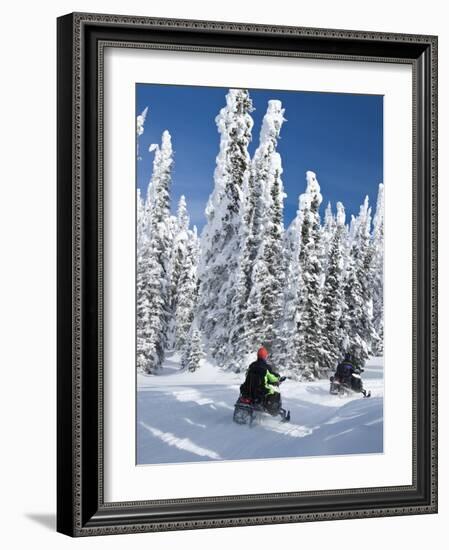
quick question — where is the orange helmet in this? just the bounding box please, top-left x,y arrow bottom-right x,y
257,347 -> 269,360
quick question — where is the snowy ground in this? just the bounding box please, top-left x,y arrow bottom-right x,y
137,355 -> 383,465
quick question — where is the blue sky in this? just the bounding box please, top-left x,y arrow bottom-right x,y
136,84 -> 383,230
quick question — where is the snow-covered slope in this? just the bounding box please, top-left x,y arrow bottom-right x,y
137,356 -> 383,465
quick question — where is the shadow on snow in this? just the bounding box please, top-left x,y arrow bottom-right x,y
137,368 -> 383,465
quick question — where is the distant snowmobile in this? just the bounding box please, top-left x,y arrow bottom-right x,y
233,377 -> 291,426
329,367 -> 371,398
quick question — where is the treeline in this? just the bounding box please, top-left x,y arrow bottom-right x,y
136,89 -> 384,379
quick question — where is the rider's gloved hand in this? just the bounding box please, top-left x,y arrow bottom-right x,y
279,376 -> 286,382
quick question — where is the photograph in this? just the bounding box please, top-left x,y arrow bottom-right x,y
135,83 -> 385,465
54,9 -> 437,538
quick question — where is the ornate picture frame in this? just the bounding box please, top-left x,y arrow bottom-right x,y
57,12 -> 438,536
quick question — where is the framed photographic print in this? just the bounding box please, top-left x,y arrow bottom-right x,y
57,12 -> 438,536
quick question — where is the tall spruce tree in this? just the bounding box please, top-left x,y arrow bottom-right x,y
136,106 -> 149,160
197,89 -> 254,366
136,188 -> 149,371
182,326 -> 205,372
321,201 -> 347,371
280,196 -> 307,373
166,195 -> 191,349
136,130 -> 174,373
291,171 -> 327,380
371,183 -> 384,355
227,99 -> 286,370
322,202 -> 336,275
136,188 -> 147,257
263,161 -> 287,364
174,226 -> 200,351
342,196 -> 377,367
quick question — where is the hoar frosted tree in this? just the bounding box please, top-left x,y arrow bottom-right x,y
182,325 -> 205,372
342,196 -> 378,367
197,89 -> 254,366
137,130 -> 174,373
321,201 -> 347,371
227,99 -> 286,371
280,194 -> 307,371
291,172 -> 327,380
168,196 -> 190,315
371,183 -> 384,354
322,202 -> 336,275
136,106 -> 149,160
174,224 -> 200,352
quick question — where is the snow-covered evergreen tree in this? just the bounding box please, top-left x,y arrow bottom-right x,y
371,183 -> 384,354
136,257 -> 151,371
137,106 -> 149,137
136,106 -> 149,160
280,196 -> 307,372
197,89 -> 254,366
291,171 -> 327,380
147,131 -> 173,234
136,187 -> 151,372
166,195 -> 191,348
136,130 -> 174,373
322,201 -> 347,371
243,256 -> 270,356
181,325 -> 205,372
348,213 -> 359,251
342,196 -> 377,367
136,188 -> 147,255
322,202 -> 336,274
174,226 -> 200,351
227,99 -> 286,370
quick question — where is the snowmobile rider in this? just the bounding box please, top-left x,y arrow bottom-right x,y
334,353 -> 368,396
334,353 -> 356,385
240,347 -> 285,406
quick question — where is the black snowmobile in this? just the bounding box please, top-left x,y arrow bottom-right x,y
233,377 -> 291,426
329,367 -> 371,398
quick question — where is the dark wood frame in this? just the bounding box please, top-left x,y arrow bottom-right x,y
57,12 -> 438,537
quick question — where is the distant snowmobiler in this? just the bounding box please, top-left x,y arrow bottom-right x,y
329,353 -> 371,398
